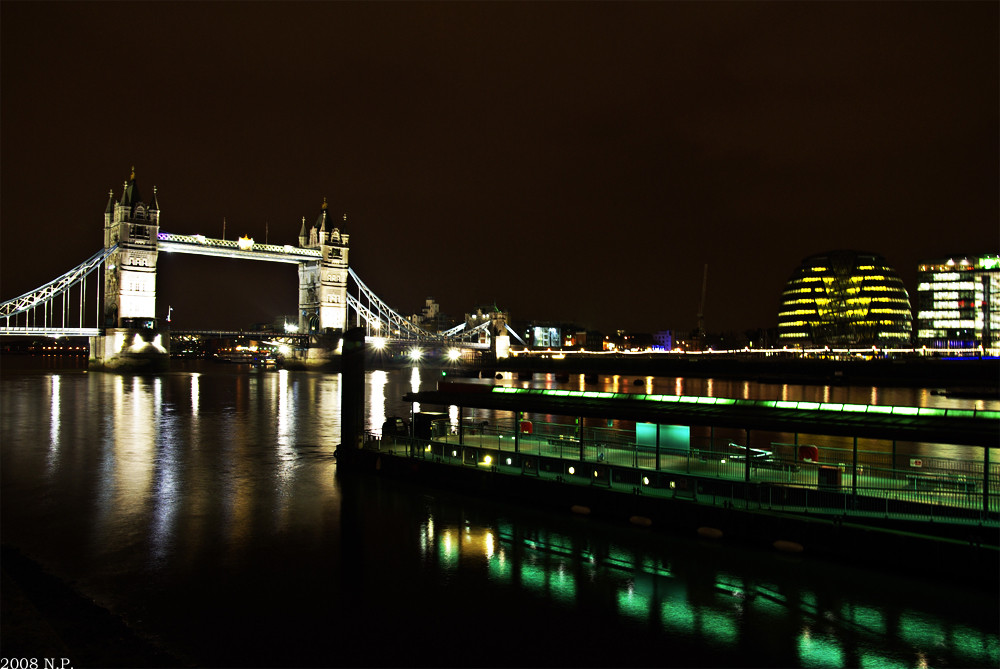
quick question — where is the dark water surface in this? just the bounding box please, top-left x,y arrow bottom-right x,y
1,360 -> 997,667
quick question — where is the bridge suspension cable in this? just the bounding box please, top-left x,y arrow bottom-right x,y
0,245 -> 115,336
347,267 -> 488,345
0,245 -> 501,346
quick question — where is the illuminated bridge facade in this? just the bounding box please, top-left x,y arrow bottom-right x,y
0,170 -> 500,352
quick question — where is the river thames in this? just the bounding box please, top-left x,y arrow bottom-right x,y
1,358 -> 997,667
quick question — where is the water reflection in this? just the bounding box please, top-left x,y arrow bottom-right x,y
1,364 -> 996,668
410,506 -> 997,668
367,370 -> 387,434
190,372 -> 200,415
409,366 -> 422,413
46,375 -> 60,476
151,396 -> 180,565
275,368 -> 297,498
115,376 -> 156,532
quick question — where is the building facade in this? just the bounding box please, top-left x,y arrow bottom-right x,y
777,250 -> 912,348
915,254 -> 999,349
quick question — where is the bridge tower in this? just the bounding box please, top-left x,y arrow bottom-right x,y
103,167 -> 160,328
91,168 -> 168,370
297,198 -> 349,333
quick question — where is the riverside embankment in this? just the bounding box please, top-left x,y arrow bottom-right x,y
487,354 -> 1000,391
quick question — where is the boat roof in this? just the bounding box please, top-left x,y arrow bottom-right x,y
401,383 -> 998,448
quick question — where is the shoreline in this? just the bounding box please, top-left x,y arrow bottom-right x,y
0,545 -> 186,668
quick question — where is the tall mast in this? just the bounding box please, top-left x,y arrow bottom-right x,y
697,264 -> 708,347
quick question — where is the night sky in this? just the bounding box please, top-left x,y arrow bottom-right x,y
2,2 -> 996,335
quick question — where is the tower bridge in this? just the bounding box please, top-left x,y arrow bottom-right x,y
0,169 -> 512,368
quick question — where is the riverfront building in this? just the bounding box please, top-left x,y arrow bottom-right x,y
777,250 -> 913,348
915,254 -> 999,349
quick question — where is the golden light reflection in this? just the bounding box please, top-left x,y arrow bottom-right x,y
410,366 -> 421,394
190,373 -> 200,415
368,370 -> 388,437
315,374 -> 341,446
46,375 -> 61,475
276,368 -> 296,488
99,375 -> 157,555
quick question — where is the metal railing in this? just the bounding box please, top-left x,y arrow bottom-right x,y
364,431 -> 999,525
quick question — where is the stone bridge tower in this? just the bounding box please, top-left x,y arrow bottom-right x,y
92,167 -> 168,370
102,167 -> 161,329
297,198 -> 349,333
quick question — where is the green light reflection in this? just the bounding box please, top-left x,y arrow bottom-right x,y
549,565 -> 576,604
702,609 -> 739,644
520,561 -> 546,590
439,530 -> 457,568
952,624 -> 1000,664
858,652 -> 908,669
488,551 -> 511,583
618,587 -> 651,621
798,631 -> 844,668
662,599 -> 696,633
899,612 -> 945,648
842,604 -> 885,635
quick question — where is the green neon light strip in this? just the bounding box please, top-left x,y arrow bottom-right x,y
487,387 -> 994,419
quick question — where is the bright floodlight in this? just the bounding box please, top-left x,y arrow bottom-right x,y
372,337 -> 386,350
408,347 -> 422,360
447,348 -> 461,361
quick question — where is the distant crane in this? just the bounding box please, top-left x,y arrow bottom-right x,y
695,264 -> 708,349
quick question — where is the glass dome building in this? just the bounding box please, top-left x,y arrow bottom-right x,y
777,250 -> 913,348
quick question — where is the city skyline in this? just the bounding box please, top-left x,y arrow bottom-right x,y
1,2 -> 996,334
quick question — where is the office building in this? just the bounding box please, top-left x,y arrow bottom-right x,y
915,254 -> 999,349
777,250 -> 912,348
